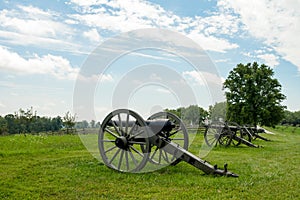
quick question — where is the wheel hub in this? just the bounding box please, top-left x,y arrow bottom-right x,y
115,136 -> 128,150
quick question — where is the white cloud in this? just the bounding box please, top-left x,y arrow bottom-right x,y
69,0 -> 240,53
156,88 -> 171,94
100,74 -> 113,82
0,46 -> 79,80
18,5 -> 55,18
241,51 -> 254,58
187,32 -> 239,53
183,70 -> 224,86
183,71 -> 205,86
83,28 -> 102,42
0,1 -> 241,54
0,6 -> 71,37
130,52 -> 179,62
0,5 -> 84,54
77,73 -> 114,83
242,48 -> 280,67
0,30 -> 84,55
219,0 -> 300,70
257,53 -> 279,67
215,59 -> 230,63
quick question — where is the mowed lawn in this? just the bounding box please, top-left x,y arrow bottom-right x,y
0,127 -> 299,199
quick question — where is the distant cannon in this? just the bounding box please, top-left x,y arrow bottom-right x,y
204,121 -> 270,148
98,109 -> 238,177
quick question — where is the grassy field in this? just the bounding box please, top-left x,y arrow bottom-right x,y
0,127 -> 299,199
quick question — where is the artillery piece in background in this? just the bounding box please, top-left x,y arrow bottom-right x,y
98,109 -> 238,177
204,121 -> 270,148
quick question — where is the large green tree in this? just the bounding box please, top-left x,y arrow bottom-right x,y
223,62 -> 286,127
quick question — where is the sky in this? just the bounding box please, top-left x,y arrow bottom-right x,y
0,0 -> 299,121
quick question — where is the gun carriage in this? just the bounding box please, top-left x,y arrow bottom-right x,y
99,109 -> 238,177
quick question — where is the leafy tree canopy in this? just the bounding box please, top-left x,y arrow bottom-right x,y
223,62 -> 286,127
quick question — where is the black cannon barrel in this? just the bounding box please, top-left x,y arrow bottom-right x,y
145,119 -> 175,133
108,119 -> 175,134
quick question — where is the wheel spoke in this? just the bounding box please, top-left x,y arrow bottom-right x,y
109,148 -> 121,164
158,149 -> 162,163
169,128 -> 182,136
130,146 -> 144,158
162,150 -> 169,162
125,151 -> 129,171
105,128 -> 119,138
150,146 -> 159,160
100,139 -> 115,143
111,121 -> 122,136
129,129 -> 144,139
128,121 -> 137,135
169,153 -> 176,162
125,113 -> 129,134
210,140 -> 217,145
117,113 -> 124,135
208,137 -> 217,142
128,148 -> 138,167
104,145 -> 117,154
118,150 -> 124,170
207,137 -> 216,142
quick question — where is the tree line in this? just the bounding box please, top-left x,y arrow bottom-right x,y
165,103 -> 300,127
281,110 -> 300,126
0,108 -> 100,135
75,119 -> 100,129
0,104 -> 299,136
165,105 -> 208,126
0,108 -> 63,135
208,102 -> 300,126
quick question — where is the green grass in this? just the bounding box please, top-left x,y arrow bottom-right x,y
0,127 -> 299,199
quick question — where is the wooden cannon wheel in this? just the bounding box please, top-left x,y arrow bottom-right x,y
244,124 -> 257,140
146,111 -> 189,166
218,127 -> 233,146
204,121 -> 232,147
225,122 -> 243,146
98,109 -> 150,173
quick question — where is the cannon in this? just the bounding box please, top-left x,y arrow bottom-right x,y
241,124 -> 270,142
204,121 -> 269,148
98,109 -> 238,177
